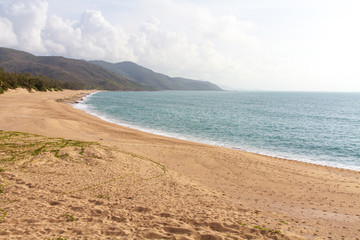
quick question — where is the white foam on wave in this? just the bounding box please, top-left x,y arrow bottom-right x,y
73,92 -> 229,145
72,92 -> 360,172
238,147 -> 360,171
74,94 -> 220,144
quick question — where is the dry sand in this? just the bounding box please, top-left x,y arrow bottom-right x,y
0,88 -> 359,240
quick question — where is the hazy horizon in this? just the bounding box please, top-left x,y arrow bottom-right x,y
1,0 -> 359,92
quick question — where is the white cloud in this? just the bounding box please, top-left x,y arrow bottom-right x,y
130,17 -> 255,84
43,15 -> 79,55
44,10 -> 136,61
128,0 -> 263,85
192,7 -> 259,53
131,18 -> 199,74
0,17 -> 17,46
0,0 -> 136,61
1,0 -> 48,53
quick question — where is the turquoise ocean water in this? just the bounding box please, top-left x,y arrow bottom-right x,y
74,91 -> 360,171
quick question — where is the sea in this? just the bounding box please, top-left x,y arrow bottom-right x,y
74,91 -> 360,171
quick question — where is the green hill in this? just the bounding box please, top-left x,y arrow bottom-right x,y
91,60 -> 223,91
0,47 -> 150,91
0,47 -> 222,91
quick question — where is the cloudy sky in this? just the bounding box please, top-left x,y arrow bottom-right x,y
1,0 -> 359,91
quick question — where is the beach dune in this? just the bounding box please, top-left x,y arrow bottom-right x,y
0,89 -> 359,239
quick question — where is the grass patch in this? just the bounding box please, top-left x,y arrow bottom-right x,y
0,209 -> 6,220
280,220 -> 288,224
254,225 -> 264,230
254,226 -> 281,234
0,131 -> 98,168
237,221 -> 246,226
97,194 -> 110,200
0,130 -> 168,197
33,144 -> 47,155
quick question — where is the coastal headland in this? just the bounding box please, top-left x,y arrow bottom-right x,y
0,89 -> 359,239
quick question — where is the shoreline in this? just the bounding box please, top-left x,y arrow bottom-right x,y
1,89 -> 360,239
75,91 -> 360,172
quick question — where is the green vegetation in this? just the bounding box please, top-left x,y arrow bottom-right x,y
47,236 -> 67,240
0,67 -> 65,93
0,130 -> 98,168
280,220 -> 288,224
254,226 -> 281,234
97,194 -> 110,200
237,221 -> 246,226
254,226 -> 264,230
62,214 -> 74,222
0,209 -> 6,220
0,47 -> 151,91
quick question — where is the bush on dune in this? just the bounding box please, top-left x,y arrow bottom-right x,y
0,67 -> 66,93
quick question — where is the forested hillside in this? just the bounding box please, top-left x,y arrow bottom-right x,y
0,68 -> 65,93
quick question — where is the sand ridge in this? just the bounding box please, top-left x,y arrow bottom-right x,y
0,89 -> 360,239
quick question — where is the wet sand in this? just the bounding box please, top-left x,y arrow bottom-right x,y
0,89 -> 359,239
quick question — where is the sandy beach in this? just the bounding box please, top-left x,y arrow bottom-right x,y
0,89 -> 359,239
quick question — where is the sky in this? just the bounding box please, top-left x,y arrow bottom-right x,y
0,0 -> 359,91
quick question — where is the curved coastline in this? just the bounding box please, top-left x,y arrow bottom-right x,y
1,89 -> 360,239
74,91 -> 360,172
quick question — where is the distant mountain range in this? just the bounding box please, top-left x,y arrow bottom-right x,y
0,47 -> 222,91
0,47 -> 147,90
91,60 -> 222,91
